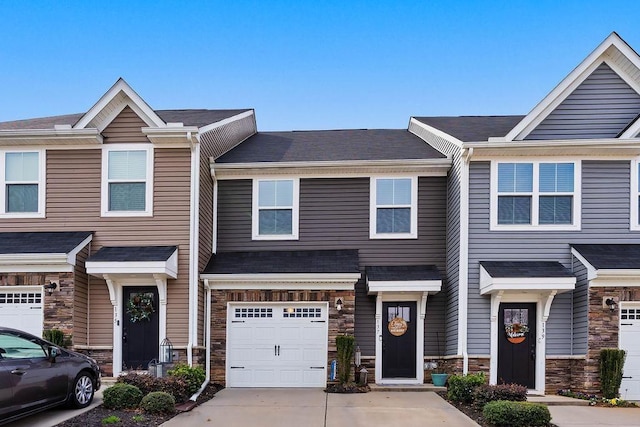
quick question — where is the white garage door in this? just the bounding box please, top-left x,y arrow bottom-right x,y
620,305 -> 640,400
0,287 -> 43,337
227,303 -> 328,387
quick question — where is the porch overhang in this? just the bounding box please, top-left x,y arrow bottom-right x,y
479,261 -> 576,296
572,244 -> 640,284
366,265 -> 442,295
86,246 -> 178,280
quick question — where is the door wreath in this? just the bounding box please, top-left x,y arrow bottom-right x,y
505,323 -> 529,344
126,292 -> 155,322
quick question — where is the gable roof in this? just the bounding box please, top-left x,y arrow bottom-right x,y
86,246 -> 178,262
413,116 -> 524,142
504,32 -> 640,141
480,261 -> 574,278
216,129 -> 447,163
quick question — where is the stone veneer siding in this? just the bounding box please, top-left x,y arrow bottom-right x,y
210,289 -> 355,386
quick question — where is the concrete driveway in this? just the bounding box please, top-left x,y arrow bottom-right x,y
548,405 -> 640,427
161,388 -> 480,427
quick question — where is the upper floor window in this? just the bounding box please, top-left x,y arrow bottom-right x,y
101,146 -> 153,217
0,151 -> 44,217
370,177 -> 418,239
252,178 -> 299,240
491,160 -> 580,230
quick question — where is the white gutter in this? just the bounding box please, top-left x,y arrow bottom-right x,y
460,147 -> 473,374
189,283 -> 211,401
187,135 -> 201,367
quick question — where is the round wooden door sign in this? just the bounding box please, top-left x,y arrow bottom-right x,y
388,317 -> 408,336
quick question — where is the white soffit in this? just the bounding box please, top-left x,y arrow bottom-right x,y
479,266 -> 576,296
202,272 -> 361,290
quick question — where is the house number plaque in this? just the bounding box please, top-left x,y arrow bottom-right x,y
388,317 -> 408,336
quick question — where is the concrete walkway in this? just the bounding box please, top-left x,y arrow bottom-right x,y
161,388 -> 480,427
548,406 -> 640,427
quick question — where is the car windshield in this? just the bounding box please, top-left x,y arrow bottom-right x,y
0,333 -> 47,359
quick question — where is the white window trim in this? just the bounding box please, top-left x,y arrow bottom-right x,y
101,144 -> 154,217
631,160 -> 640,231
251,178 -> 300,240
490,160 -> 581,231
370,176 -> 418,239
0,149 -> 45,218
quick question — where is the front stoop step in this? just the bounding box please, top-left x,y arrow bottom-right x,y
370,384 -> 446,392
527,395 -> 590,406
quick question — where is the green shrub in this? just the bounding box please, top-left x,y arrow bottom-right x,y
336,335 -> 356,385
103,383 -> 143,409
168,363 -> 206,396
43,329 -> 65,346
140,391 -> 176,414
447,372 -> 486,403
473,383 -> 527,408
101,415 -> 121,425
117,372 -> 189,403
483,400 -> 551,427
600,348 -> 626,399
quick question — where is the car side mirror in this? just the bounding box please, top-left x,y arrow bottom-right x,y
49,346 -> 59,362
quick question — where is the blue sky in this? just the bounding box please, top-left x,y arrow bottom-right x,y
1,1 -> 639,131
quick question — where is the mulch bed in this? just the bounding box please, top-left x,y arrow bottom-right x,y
56,383 -> 223,427
325,382 -> 370,393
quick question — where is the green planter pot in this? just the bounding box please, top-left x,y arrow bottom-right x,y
431,373 -> 448,387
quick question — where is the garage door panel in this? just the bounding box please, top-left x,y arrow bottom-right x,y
227,303 -> 328,388
620,306 -> 640,400
0,289 -> 43,337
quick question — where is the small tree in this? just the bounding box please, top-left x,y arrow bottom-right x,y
600,348 -> 626,399
336,335 -> 356,384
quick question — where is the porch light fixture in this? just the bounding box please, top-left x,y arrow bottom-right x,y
605,298 -> 617,312
335,298 -> 343,312
43,282 -> 57,295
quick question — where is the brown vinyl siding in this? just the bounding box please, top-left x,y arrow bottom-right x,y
102,106 -> 151,144
0,146 -> 193,347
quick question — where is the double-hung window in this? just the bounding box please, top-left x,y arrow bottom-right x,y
101,146 -> 153,216
1,151 -> 44,217
492,161 -> 580,230
252,178 -> 299,240
370,177 -> 418,239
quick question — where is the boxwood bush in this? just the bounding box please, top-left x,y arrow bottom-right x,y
103,383 -> 143,409
447,372 -> 486,403
472,383 -> 527,409
141,391 -> 176,414
483,400 -> 551,426
168,363 -> 206,395
117,372 -> 189,403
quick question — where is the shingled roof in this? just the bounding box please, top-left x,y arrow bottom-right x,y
414,116 -> 525,142
0,109 -> 250,130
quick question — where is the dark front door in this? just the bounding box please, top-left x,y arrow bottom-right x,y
122,286 -> 159,370
382,301 -> 417,378
498,303 -> 536,388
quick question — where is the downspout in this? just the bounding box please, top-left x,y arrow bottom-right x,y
460,147 -> 473,374
190,280 -> 211,401
187,132 -> 201,367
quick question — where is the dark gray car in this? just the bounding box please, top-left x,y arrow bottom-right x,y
0,327 -> 101,425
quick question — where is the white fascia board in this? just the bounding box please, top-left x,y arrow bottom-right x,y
479,268 -> 576,295
0,253 -> 75,272
86,261 -> 178,278
366,280 -> 442,294
464,139 -> 640,159
74,78 -> 165,130
620,116 -> 640,139
141,126 -> 199,146
198,110 -> 255,134
570,247 -> 597,280
504,33 -> 634,141
201,272 -> 361,290
66,235 -> 93,265
0,129 -> 103,145
212,159 -> 451,179
408,118 -> 463,149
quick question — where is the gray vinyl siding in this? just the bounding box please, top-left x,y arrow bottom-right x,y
468,160 -> 639,354
409,120 -> 463,355
217,177 -> 448,356
526,63 -> 640,140
571,258 -> 589,354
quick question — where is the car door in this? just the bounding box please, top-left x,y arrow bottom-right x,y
0,357 -> 16,417
0,331 -> 68,414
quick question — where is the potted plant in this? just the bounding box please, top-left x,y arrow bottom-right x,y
430,332 -> 448,386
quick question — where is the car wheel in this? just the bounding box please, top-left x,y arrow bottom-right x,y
69,372 -> 94,408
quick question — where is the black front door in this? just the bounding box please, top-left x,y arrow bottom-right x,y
497,303 -> 536,388
122,286 -> 159,370
382,302 -> 417,378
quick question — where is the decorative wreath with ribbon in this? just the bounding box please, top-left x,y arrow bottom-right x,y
126,292 -> 155,323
